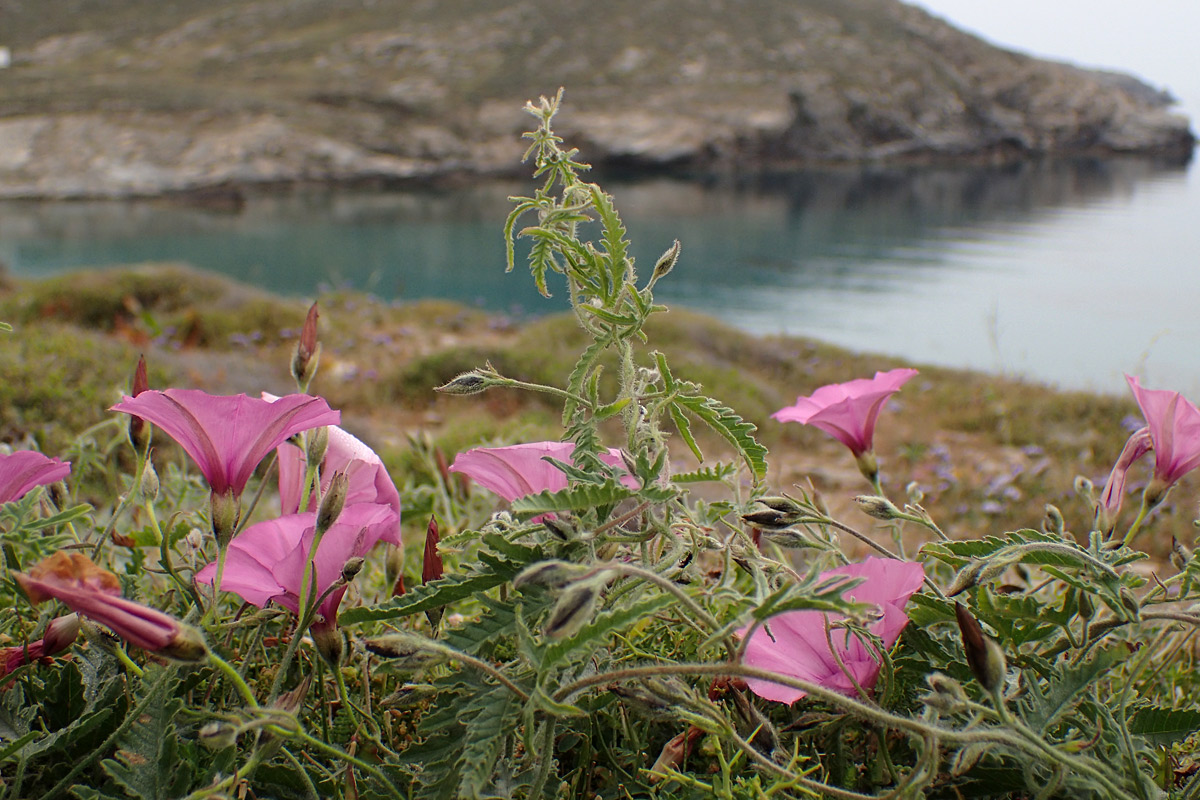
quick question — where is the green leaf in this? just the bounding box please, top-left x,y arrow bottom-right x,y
340,571 -> 512,625
668,402 -> 704,464
101,666 -> 183,800
458,687 -> 522,799
588,183 -> 631,301
1019,646 -> 1126,734
671,395 -> 768,481
510,481 -> 638,519
564,338 -> 610,424
502,198 -> 538,272
20,503 -> 93,532
1129,705 -> 1200,747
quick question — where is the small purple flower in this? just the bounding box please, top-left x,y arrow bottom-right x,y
1,614 -> 80,679
0,451 -> 71,504
739,557 -> 925,704
110,389 -> 340,497
1096,427 -> 1153,532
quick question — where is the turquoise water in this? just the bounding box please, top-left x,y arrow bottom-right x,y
1,156 -> 1197,395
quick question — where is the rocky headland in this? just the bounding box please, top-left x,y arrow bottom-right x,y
0,0 -> 1193,199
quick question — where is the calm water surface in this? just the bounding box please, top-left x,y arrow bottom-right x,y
1,156 -> 1197,395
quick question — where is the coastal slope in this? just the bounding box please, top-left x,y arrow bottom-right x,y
0,0 -> 1193,198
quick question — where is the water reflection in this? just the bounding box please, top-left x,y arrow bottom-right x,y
0,155 -> 1195,392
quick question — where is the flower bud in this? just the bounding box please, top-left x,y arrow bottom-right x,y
854,495 -> 902,521
1074,475 -> 1094,498
513,560 -> 592,590
544,579 -> 603,639
316,471 -> 348,535
364,633 -> 447,670
1119,587 -> 1140,620
341,557 -> 365,582
199,721 -> 239,750
906,482 -> 925,504
924,672 -> 969,712
651,239 -> 681,281
422,516 -> 443,585
947,562 -> 983,597
291,302 -> 321,389
955,603 -> 1006,695
311,624 -> 344,669
542,516 -> 576,541
140,462 -> 159,501
128,356 -> 151,453
305,426 -> 329,469
1171,536 -> 1193,572
1042,504 -> 1065,536
435,371 -> 491,395
43,613 -> 81,657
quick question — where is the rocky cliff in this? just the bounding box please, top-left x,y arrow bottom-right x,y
0,0 -> 1192,198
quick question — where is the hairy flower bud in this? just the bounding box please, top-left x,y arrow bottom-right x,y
435,371 -> 491,396
311,624 -> 344,669
316,471 -> 348,535
140,462 -> 159,501
199,721 -> 239,750
341,557 -> 365,582
1076,589 -> 1095,621
128,356 -> 151,453
924,672 -> 969,712
854,495 -> 902,521
651,239 -> 681,281
1040,504 -> 1065,537
513,560 -> 592,590
364,633 -> 447,670
955,603 -> 1006,695
305,426 -> 329,470
291,302 -> 321,389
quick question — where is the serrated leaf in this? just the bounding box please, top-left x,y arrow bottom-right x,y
588,184 -> 630,300
503,199 -> 538,273
510,481 -> 637,519
1129,705 -> 1200,747
459,687 -> 521,799
668,403 -> 704,464
564,338 -> 610,424
671,395 -> 767,481
1020,646 -> 1126,734
670,463 -> 738,484
101,666 -> 183,800
340,571 -> 512,625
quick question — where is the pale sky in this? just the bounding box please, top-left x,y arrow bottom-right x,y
908,1 -> 1200,121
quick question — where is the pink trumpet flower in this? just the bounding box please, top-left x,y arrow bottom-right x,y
1125,375 -> 1200,505
2,614 -> 80,679
0,451 -> 71,504
110,389 -> 340,498
194,503 -> 398,633
274,416 -> 402,549
773,369 -> 918,480
448,441 -> 631,502
15,552 -> 205,661
1096,427 -> 1153,532
739,557 -> 925,704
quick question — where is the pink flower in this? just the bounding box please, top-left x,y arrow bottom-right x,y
1125,375 -> 1200,498
2,614 -> 80,679
772,369 -> 918,457
1096,427 -> 1153,532
110,389 -> 340,496
15,552 -> 205,661
194,503 -> 398,631
739,557 -> 925,704
0,451 -> 71,504
448,441 -> 630,502
275,420 -> 402,548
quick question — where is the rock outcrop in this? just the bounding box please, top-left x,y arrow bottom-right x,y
0,0 -> 1191,198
